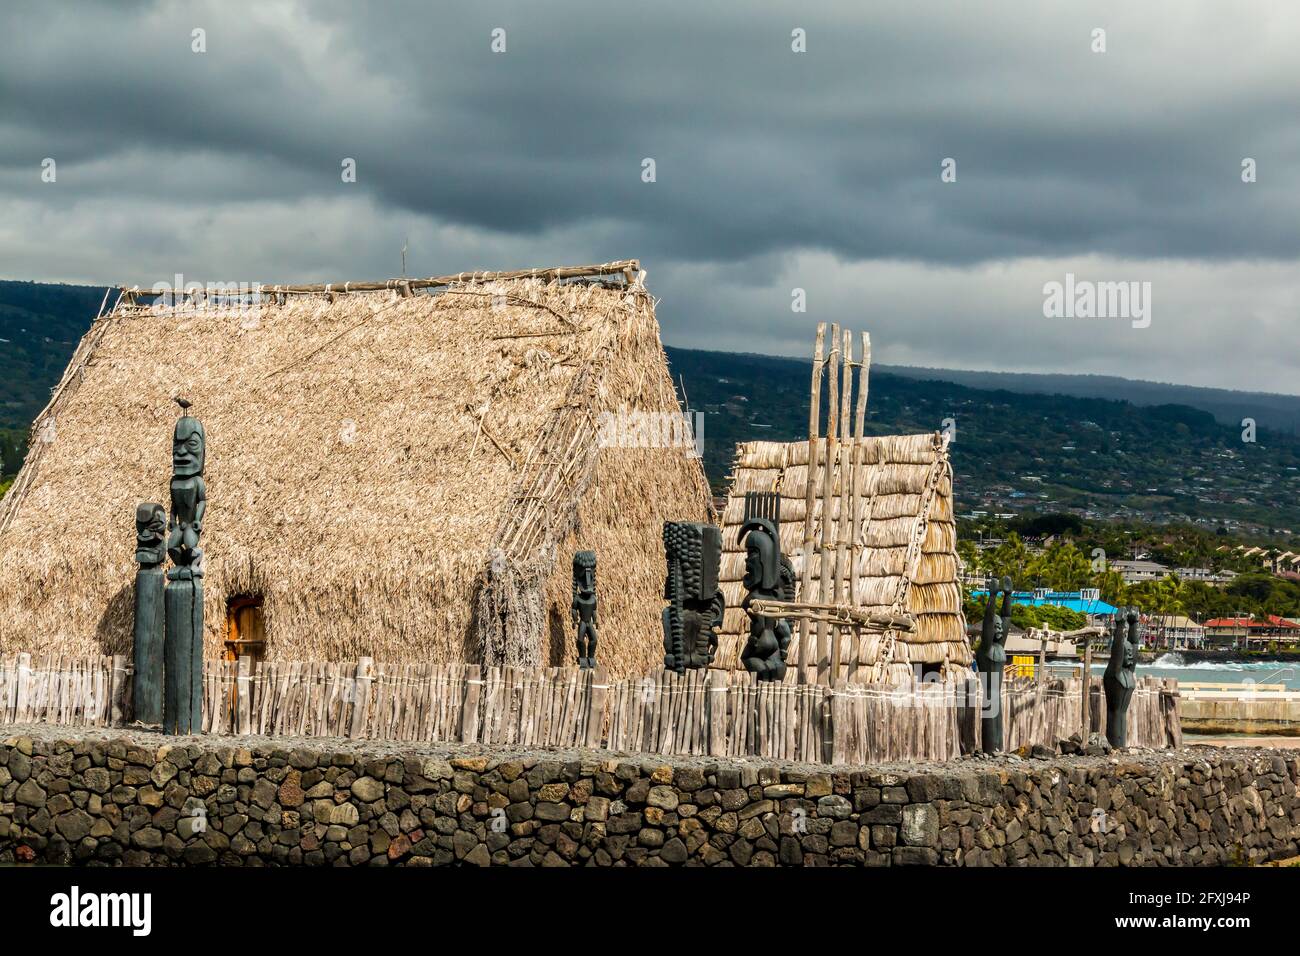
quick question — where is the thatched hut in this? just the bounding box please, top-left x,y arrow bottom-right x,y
717,432 -> 970,683
0,261 -> 712,677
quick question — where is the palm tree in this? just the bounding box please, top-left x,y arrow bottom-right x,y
988,533 -> 1030,586
1147,574 -> 1188,649
1092,565 -> 1129,608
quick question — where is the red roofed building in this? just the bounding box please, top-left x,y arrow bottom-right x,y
1204,615 -> 1300,647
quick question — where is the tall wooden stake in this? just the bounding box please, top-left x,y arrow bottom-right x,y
856,332 -> 870,436
848,331 -> 871,681
1081,638 -> 1093,739
798,324 -> 826,677
817,325 -> 841,683
832,329 -> 854,681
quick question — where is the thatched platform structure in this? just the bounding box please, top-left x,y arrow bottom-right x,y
713,324 -> 971,684
0,261 -> 712,677
717,433 -> 970,683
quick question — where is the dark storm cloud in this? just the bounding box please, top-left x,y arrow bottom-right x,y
1,0 -> 1298,390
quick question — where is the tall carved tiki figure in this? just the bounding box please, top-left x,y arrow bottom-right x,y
976,576 -> 1013,752
571,551 -> 598,669
662,522 -> 725,673
132,502 -> 168,726
164,400 -> 207,734
739,492 -> 793,682
1103,607 -> 1140,748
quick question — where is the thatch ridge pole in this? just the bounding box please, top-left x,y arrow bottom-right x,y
817,325 -> 841,684
117,260 -> 641,302
798,324 -> 826,677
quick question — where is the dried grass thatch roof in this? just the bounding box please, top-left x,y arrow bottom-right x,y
0,263 -> 712,677
717,433 -> 970,682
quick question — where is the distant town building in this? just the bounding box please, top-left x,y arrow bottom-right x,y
1203,615 -> 1300,647
1171,566 -> 1237,587
1109,559 -> 1169,584
1147,614 -> 1206,649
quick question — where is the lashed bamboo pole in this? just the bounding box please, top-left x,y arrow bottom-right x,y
832,329 -> 854,681
847,331 -> 871,679
817,324 -> 841,682
798,324 -> 826,676
749,600 -> 915,630
855,332 -> 870,437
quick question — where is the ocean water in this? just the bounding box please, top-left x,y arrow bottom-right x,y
1049,654 -> 1300,691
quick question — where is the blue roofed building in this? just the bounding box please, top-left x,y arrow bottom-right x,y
969,589 -> 1118,618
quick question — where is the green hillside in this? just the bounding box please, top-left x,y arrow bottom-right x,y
0,280 -> 106,478
0,281 -> 106,428
666,347 -> 1300,534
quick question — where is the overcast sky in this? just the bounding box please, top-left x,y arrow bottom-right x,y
2,1 -> 1298,392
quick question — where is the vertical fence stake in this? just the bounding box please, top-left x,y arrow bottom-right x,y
236,655 -> 252,735
1080,638 -> 1093,740
350,656 -> 374,738
109,654 -> 128,726
460,664 -> 482,743
15,652 -> 31,723
587,667 -> 608,749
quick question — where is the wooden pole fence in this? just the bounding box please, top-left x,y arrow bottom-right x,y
0,653 -> 1182,760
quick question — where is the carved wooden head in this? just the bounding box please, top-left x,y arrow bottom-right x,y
173,415 -> 206,477
740,518 -> 780,591
573,550 -> 596,593
134,501 -> 167,566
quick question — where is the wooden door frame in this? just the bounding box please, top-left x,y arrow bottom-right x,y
224,594 -> 267,662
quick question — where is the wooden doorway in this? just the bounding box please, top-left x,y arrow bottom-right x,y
225,595 -> 267,665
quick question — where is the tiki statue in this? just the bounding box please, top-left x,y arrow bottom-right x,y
976,576 -> 1013,752
1103,607 -> 1140,748
739,492 -> 793,681
135,503 -> 167,568
132,502 -> 167,726
571,551 -> 598,669
164,398 -> 206,735
662,522 -> 725,673
167,400 -> 207,578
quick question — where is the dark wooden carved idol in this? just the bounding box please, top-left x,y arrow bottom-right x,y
164,399 -> 206,734
739,492 -> 793,681
976,576 -> 1013,752
132,502 -> 167,727
662,522 -> 725,672
571,551 -> 598,669
1103,607 -> 1140,748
